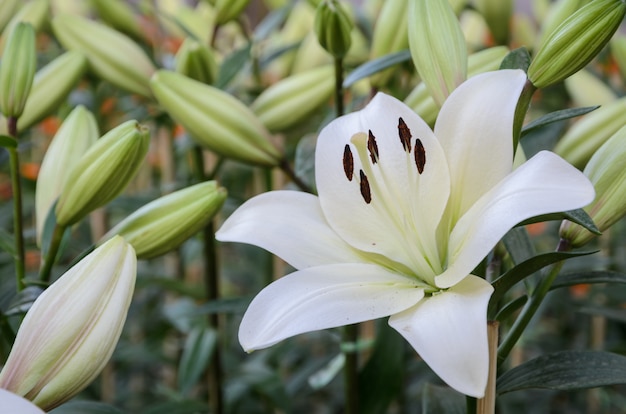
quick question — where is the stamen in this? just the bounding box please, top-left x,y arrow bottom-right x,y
414,138 -> 426,174
359,169 -> 372,204
343,144 -> 354,181
398,117 -> 412,152
367,130 -> 379,164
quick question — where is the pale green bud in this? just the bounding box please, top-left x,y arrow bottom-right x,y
535,0 -> 583,50
214,0 -> 250,24
0,236 -> 136,411
17,50 -> 88,132
252,65 -> 335,132
0,0 -> 48,53
0,23 -> 36,118
369,0 -> 408,87
102,181 -> 227,259
473,0 -> 513,45
36,106 -> 98,244
408,0 -> 468,107
554,97 -> 626,169
175,38 -> 218,85
150,70 -> 281,166
52,14 -> 156,98
92,0 -> 145,42
55,120 -> 150,227
314,0 -> 353,59
564,69 -> 617,108
560,125 -> 626,247
528,0 -> 626,89
0,0 -> 20,34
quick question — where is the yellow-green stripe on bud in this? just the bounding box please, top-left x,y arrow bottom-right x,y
252,65 -> 335,132
18,51 -> 88,132
0,22 -> 36,119
175,38 -> 218,85
408,0 -> 467,107
528,0 -> 626,89
150,70 -> 281,167
52,14 -> 156,98
101,181 -> 227,259
0,236 -> 136,411
554,97 -> 626,169
214,0 -> 251,24
55,120 -> 150,227
314,0 -> 353,59
560,125 -> 626,247
36,106 -> 98,244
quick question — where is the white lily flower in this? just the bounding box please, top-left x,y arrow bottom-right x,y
216,70 -> 595,397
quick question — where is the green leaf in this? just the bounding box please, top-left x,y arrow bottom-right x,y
421,383 -> 465,414
0,134 -> 17,148
343,49 -> 411,88
502,227 -> 535,264
49,401 -> 124,414
216,43 -> 252,89
0,228 -> 17,258
497,351 -> 626,394
178,326 -> 218,395
494,295 -> 528,322
521,106 -> 599,137
358,321 -> 405,414
578,306 -> 626,323
4,286 -> 44,316
254,4 -> 291,41
518,208 -> 601,235
499,47 -> 531,71
551,270 -> 626,290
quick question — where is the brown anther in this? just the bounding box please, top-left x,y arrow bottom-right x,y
343,144 -> 354,181
414,138 -> 426,174
367,130 -> 379,164
359,170 -> 372,204
398,117 -> 412,152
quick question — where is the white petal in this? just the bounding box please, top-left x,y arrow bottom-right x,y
0,389 -> 44,414
388,275 -> 493,398
435,70 -> 527,222
315,93 -> 450,278
216,191 -> 363,269
239,263 -> 425,351
437,151 -> 595,288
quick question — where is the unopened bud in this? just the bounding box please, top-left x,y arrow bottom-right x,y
0,22 -> 36,118
214,0 -> 250,24
55,120 -> 150,227
0,0 -> 20,34
473,0 -> 513,45
92,0 -> 145,42
528,0 -> 626,88
0,0 -> 48,53
0,236 -> 136,411
564,69 -> 617,108
101,181 -> 227,259
369,0 -> 409,87
150,70 -> 281,166
314,0 -> 353,59
175,38 -> 218,85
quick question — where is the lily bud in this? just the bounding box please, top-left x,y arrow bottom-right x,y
314,0 -> 353,59
564,69 -> 617,108
150,70 -> 281,167
0,236 -> 136,411
473,0 -> 513,45
527,0 -> 626,89
17,51 -> 88,132
252,65 -> 335,132
0,22 -> 36,119
92,0 -> 145,42
535,0 -> 583,49
175,38 -> 218,85
0,0 -> 20,33
560,126 -> 626,247
0,0 -> 48,52
554,97 -> 626,169
101,181 -> 227,259
36,106 -> 98,244
214,0 -> 250,24
369,0 -> 409,87
55,120 -> 150,227
408,0 -> 467,107
52,14 -> 156,98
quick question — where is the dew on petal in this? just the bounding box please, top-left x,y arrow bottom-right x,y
367,130 -> 379,164
398,117 -> 412,153
414,138 -> 426,174
359,169 -> 372,204
343,144 -> 354,181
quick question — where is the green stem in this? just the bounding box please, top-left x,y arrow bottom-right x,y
497,238 -> 570,363
466,396 -> 477,414
334,57 -> 345,117
39,224 -> 67,284
7,117 -> 25,290
512,80 -> 537,153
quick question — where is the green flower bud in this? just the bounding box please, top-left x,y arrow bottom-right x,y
175,38 -> 218,85
528,0 -> 626,89
92,0 -> 145,42
55,120 -> 150,227
214,0 -> 250,24
564,69 -> 617,108
560,125 -> 626,247
314,0 -> 353,59
0,0 -> 20,34
408,0 -> 467,107
535,0 -> 584,49
0,0 -> 48,53
252,65 -> 335,132
36,106 -> 98,244
150,70 -> 281,166
52,14 -> 156,98
369,0 -> 408,87
554,97 -> 626,169
0,22 -> 36,118
101,181 -> 227,259
474,0 -> 513,45
0,236 -> 136,411
17,51 -> 88,132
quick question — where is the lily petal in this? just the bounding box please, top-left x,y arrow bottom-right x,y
437,151 -> 595,288
239,263 -> 425,351
435,70 -> 527,222
388,275 -> 493,398
316,93 -> 450,278
216,191 -> 363,269
0,389 -> 44,414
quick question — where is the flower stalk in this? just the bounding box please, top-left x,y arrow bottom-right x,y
7,117 -> 25,290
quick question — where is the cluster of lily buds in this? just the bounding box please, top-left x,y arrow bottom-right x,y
175,38 -> 219,85
0,22 -> 35,119
314,0 -> 353,59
